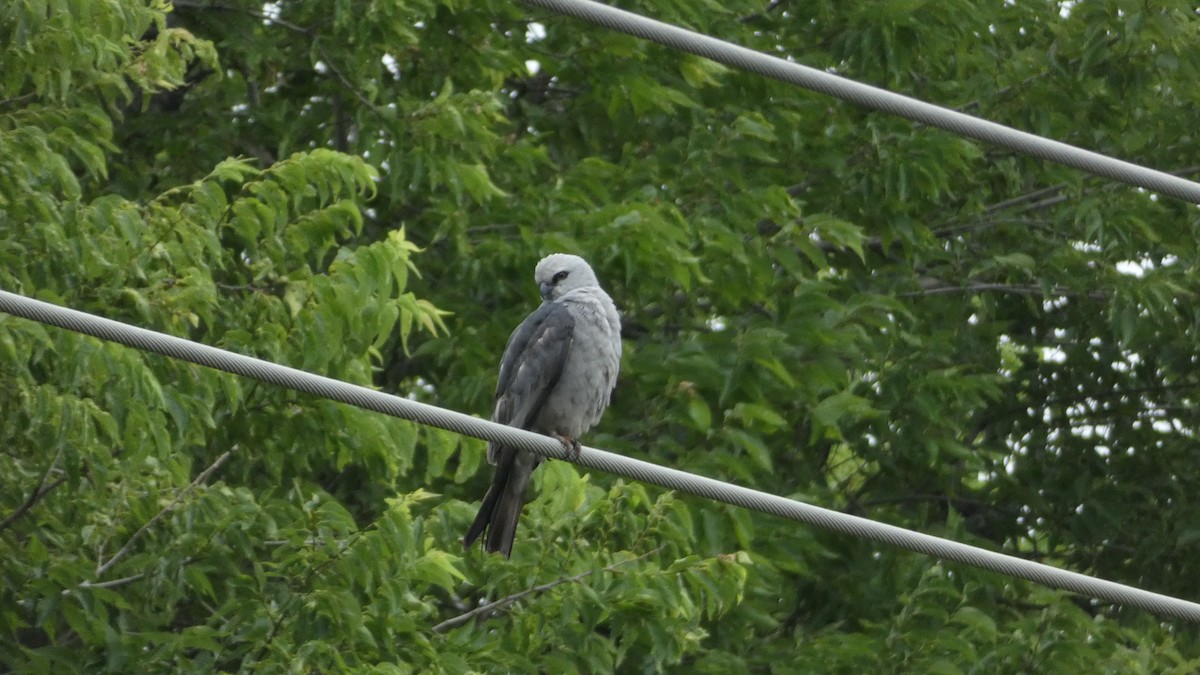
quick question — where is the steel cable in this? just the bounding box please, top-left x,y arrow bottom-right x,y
2,289 -> 1198,622
523,0 -> 1200,204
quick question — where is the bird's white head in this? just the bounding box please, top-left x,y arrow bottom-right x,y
535,253 -> 601,301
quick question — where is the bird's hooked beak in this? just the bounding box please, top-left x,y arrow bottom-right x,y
539,282 -> 553,301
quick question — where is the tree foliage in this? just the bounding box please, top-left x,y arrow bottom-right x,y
2,0 -> 1199,671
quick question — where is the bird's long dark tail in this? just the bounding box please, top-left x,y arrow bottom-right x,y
463,449 -> 537,558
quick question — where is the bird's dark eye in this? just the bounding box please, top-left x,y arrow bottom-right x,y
552,270 -> 569,284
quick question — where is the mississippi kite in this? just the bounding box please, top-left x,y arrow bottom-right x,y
463,253 -> 622,557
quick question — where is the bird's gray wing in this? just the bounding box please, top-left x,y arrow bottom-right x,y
463,301 -> 575,557
488,300 -> 575,462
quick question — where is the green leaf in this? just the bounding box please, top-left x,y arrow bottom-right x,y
687,397 -> 712,431
721,428 -> 774,472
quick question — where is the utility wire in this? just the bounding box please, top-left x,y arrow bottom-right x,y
3,289 -> 1200,622
522,0 -> 1200,204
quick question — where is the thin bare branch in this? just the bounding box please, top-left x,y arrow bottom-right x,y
899,283 -> 1107,301
94,451 -> 232,578
1044,380 -> 1200,407
69,573 -> 146,594
979,184 -> 1069,217
0,449 -> 66,532
858,493 -> 1020,517
65,555 -> 203,596
434,547 -> 663,633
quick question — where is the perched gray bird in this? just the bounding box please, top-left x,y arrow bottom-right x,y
463,253 -> 622,557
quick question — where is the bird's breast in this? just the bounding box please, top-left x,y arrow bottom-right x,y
534,301 -> 620,438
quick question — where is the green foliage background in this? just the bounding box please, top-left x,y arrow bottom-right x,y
2,0 -> 1199,671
